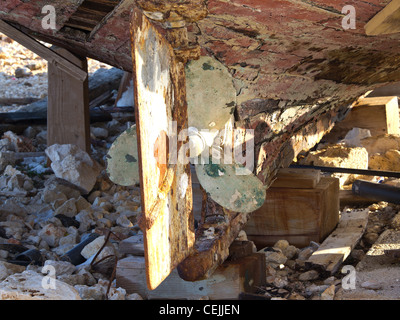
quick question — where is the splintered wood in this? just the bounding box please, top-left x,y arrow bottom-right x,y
131,8 -> 194,290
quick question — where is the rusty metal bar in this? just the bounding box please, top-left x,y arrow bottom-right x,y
352,180 -> 400,204
290,164 -> 400,178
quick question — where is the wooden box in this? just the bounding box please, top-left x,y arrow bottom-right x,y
245,176 -> 340,249
323,96 -> 400,143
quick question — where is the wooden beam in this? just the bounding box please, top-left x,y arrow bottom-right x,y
0,20 -> 87,82
270,168 -> 321,189
365,0 -> 400,35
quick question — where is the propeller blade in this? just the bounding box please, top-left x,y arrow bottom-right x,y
186,56 -> 236,156
195,161 -> 266,213
106,125 -> 140,186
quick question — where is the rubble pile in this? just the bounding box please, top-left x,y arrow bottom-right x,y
0,119 -> 145,300
255,202 -> 400,300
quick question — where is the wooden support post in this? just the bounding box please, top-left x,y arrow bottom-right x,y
47,47 -> 90,153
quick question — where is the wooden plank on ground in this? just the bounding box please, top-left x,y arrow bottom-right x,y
47,47 -> 90,153
365,0 -> 400,35
323,96 -> 400,143
305,208 -> 369,275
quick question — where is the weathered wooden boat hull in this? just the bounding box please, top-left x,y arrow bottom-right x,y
2,0 -> 400,284
1,0 -> 399,188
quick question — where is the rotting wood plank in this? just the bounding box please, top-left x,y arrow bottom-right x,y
0,20 -> 87,82
305,208 -> 369,275
365,0 -> 400,35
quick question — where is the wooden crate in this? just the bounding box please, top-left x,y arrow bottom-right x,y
245,176 -> 339,249
323,96 -> 400,143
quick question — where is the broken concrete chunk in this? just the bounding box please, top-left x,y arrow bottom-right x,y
369,149 -> 400,171
360,134 -> 400,155
53,198 -> 77,218
0,261 -> 26,281
300,145 -> 368,186
45,144 -> 102,194
38,223 -> 67,248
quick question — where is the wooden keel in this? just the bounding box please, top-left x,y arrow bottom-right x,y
130,8 -> 194,290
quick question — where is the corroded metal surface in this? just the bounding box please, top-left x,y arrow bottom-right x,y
131,7 -> 194,290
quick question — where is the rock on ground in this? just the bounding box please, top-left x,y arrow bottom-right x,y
0,270 -> 81,300
45,144 -> 102,194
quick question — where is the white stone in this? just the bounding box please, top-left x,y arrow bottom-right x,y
53,198 -> 77,218
45,144 -> 102,194
74,285 -> 105,300
0,270 -> 81,300
273,240 -> 290,251
126,293 -> 144,300
341,128 -> 371,147
360,281 -> 383,290
116,215 -> 133,228
91,127 -> 108,139
75,210 -> 95,233
38,223 -> 67,247
299,270 -> 319,281
42,188 -> 67,204
75,196 -> 91,212
108,287 -> 126,300
81,235 -> 106,260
